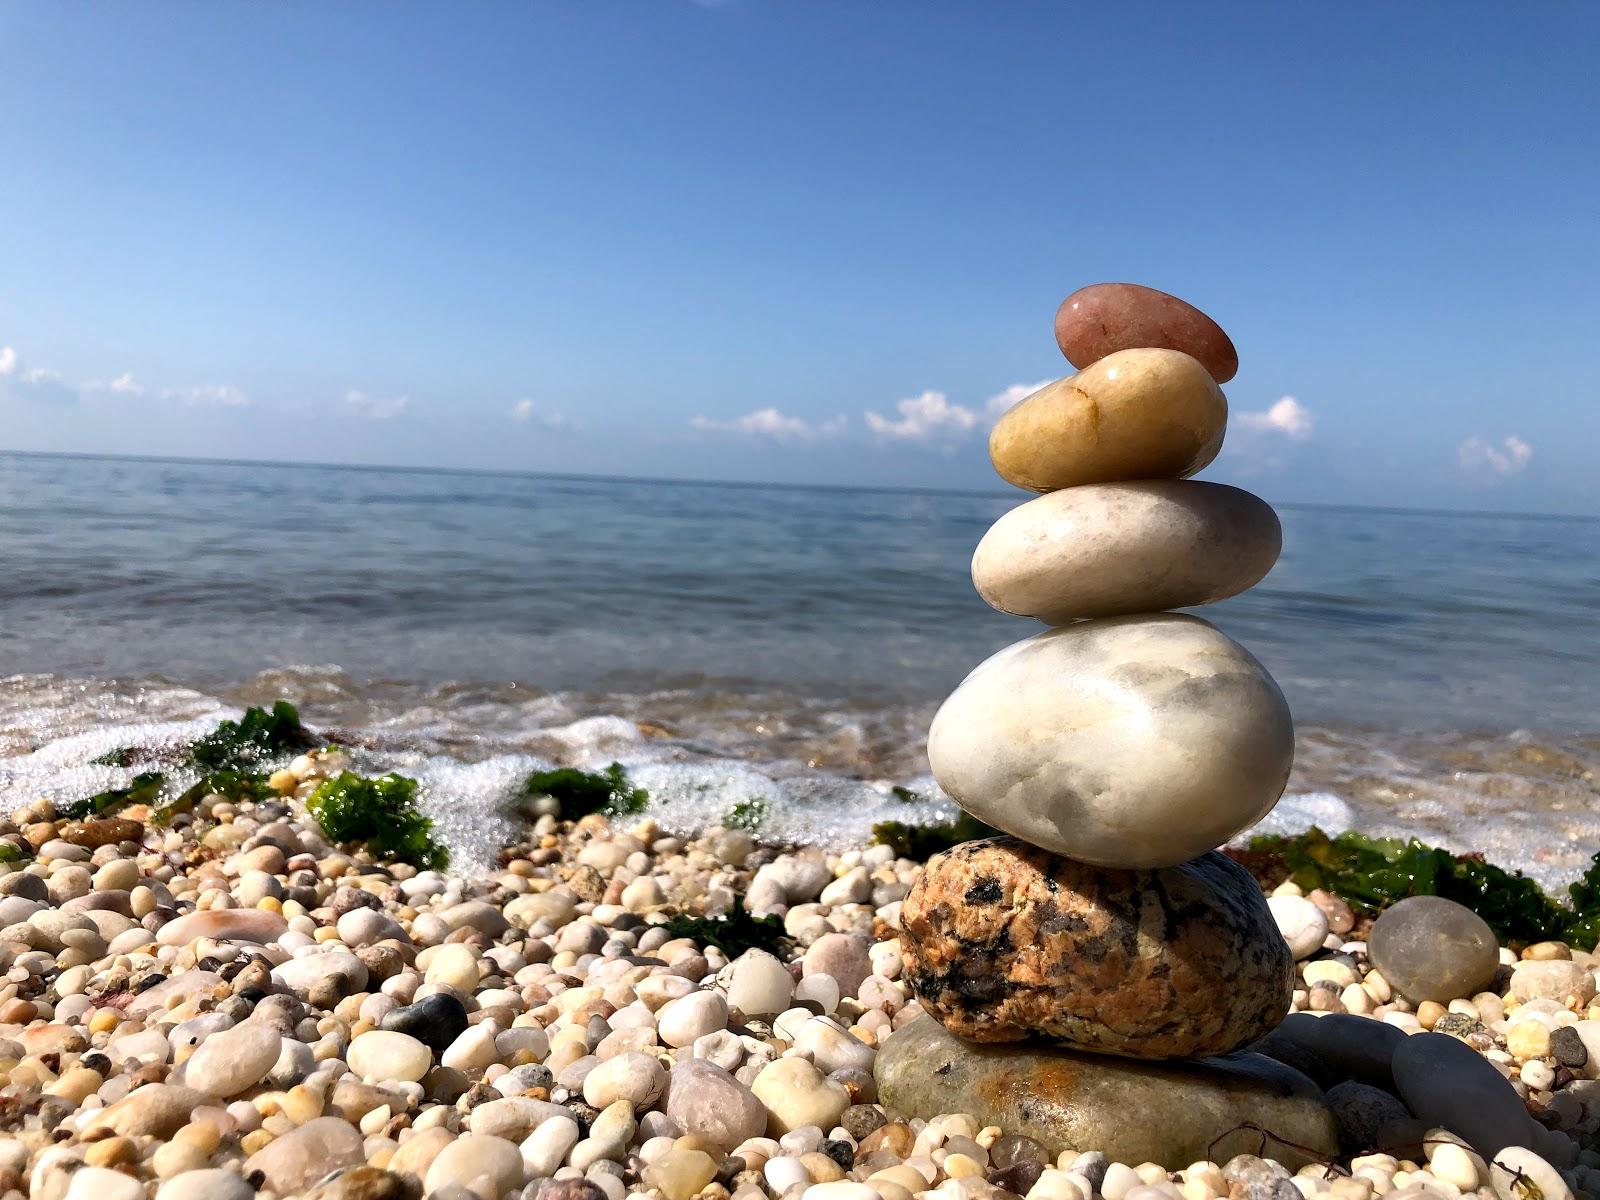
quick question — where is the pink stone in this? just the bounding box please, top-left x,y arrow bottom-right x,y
1054,282 -> 1238,383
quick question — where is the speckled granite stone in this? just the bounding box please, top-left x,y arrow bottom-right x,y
901,838 -> 1293,1059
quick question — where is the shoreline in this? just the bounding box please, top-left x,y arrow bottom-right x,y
5,675 -> 1600,893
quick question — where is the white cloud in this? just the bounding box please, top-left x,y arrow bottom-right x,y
1459,434 -> 1532,477
865,391 -> 981,443
173,382 -> 252,408
690,407 -> 842,442
983,379 -> 1052,420
83,371 -> 149,398
344,389 -> 408,419
511,398 -> 573,431
0,347 -> 76,404
1237,395 -> 1314,440
108,372 -> 146,397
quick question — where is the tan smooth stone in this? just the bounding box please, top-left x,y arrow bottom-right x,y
927,614 -> 1293,868
989,349 -> 1226,492
972,481 -> 1281,622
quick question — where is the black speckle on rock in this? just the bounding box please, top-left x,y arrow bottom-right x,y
965,878 -> 1003,905
935,1061 -> 953,1076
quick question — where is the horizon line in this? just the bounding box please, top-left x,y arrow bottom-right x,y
2,445 -> 1593,525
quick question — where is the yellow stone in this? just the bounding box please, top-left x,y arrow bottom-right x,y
85,1136 -> 136,1167
944,1153 -> 986,1179
153,1138 -> 210,1178
1416,1000 -> 1446,1030
988,348 -> 1227,492
283,1085 -> 325,1124
1507,1021 -> 1551,1060
801,1151 -> 846,1183
240,1129 -> 274,1155
645,1148 -> 720,1200
1523,941 -> 1572,961
46,1067 -> 104,1103
871,1167 -> 931,1194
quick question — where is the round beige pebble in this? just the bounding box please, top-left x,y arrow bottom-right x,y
973,481 -> 1280,623
424,1132 -> 526,1199
348,1029 -> 433,1082
927,614 -> 1292,868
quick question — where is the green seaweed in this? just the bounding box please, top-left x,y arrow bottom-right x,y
154,769 -> 275,822
890,785 -> 923,804
726,798 -> 766,831
519,762 -> 649,819
57,772 -> 167,821
1246,826 -> 1600,949
661,898 -> 789,958
307,771 -> 449,870
0,841 -> 32,864
189,700 -> 316,771
872,812 -> 1002,860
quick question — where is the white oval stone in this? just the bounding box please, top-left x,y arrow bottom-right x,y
348,1029 -> 433,1082
424,1133 -> 526,1199
156,908 -> 287,947
927,614 -> 1293,868
657,991 -> 729,1049
1267,895 -> 1331,961
184,1021 -> 281,1097
972,481 -> 1280,623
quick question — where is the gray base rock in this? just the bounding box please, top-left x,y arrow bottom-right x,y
876,1017 -> 1337,1170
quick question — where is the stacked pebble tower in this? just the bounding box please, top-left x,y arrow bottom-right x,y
898,282 -> 1298,1061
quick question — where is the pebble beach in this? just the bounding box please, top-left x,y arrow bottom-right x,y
5,278 -> 1599,1200
3,747 -> 1600,1200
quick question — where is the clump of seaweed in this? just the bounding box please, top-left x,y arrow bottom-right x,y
661,898 -> 789,958
519,762 -> 649,819
1242,826 -> 1600,949
189,700 -> 317,771
57,772 -> 167,821
307,771 -> 449,870
872,812 -> 1002,860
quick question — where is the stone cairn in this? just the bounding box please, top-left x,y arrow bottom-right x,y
877,283 -> 1337,1166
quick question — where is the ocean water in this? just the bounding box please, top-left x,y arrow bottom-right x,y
2,451 -> 1598,885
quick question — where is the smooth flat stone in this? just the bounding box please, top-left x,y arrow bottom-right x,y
183,1020 -> 282,1097
1249,1013 -> 1405,1094
243,1116 -> 366,1195
901,838 -> 1292,1058
1368,896 -> 1500,1004
156,908 -> 287,947
989,349 -> 1227,493
927,614 -> 1293,868
972,481 -> 1280,622
1392,1032 -> 1539,1158
876,1017 -> 1336,1170
1055,282 -> 1239,383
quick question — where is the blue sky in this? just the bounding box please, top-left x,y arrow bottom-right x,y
2,3 -> 1597,512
